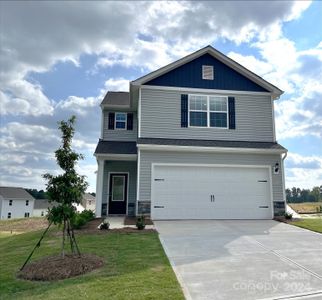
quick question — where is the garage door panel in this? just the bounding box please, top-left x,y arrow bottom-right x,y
152,165 -> 272,220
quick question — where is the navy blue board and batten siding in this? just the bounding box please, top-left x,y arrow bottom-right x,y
144,53 -> 269,92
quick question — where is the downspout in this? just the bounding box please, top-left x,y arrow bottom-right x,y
281,151 -> 288,212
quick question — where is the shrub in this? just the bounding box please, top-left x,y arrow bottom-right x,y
284,212 -> 293,220
73,214 -> 87,229
81,209 -> 95,221
136,215 -> 146,230
72,210 -> 95,229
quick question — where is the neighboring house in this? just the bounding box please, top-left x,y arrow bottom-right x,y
33,199 -> 54,217
94,45 -> 287,220
82,193 -> 96,211
0,187 -> 35,219
73,193 -> 96,213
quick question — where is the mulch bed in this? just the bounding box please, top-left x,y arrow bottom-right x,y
71,218 -> 155,235
124,216 -> 154,225
17,254 -> 104,281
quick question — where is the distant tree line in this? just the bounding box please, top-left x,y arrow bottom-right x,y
26,189 -> 95,199
286,186 -> 322,203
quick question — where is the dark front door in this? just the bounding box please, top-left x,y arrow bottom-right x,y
109,173 -> 128,214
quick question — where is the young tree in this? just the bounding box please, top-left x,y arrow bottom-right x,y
43,116 -> 88,258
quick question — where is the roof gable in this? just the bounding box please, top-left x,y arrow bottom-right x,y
144,53 -> 268,92
132,46 -> 283,97
0,187 -> 35,200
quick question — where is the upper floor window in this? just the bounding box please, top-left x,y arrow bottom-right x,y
26,200 -> 29,206
202,65 -> 214,80
115,113 -> 127,129
9,200 -> 13,206
189,95 -> 228,128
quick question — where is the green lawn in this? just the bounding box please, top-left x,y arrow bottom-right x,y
289,218 -> 322,234
0,228 -> 184,300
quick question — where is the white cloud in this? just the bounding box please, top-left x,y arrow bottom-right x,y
0,0 -> 317,191
0,1 -> 312,117
285,153 -> 322,189
104,78 -> 130,92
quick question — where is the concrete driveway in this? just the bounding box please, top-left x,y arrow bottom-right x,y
155,220 -> 322,300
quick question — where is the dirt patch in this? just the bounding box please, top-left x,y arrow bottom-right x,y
124,216 -> 154,226
0,218 -> 49,233
274,216 -> 301,224
17,254 -> 104,281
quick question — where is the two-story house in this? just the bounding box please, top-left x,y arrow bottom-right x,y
94,45 -> 287,220
0,187 -> 35,219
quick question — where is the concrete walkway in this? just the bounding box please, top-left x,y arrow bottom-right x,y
155,220 -> 322,300
103,216 -> 155,229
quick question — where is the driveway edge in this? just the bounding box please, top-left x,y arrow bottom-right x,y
158,234 -> 192,300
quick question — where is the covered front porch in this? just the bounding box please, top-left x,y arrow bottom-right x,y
95,140 -> 137,217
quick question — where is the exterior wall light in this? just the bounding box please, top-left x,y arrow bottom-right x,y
274,163 -> 280,174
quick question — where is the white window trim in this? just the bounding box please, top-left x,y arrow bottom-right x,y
115,112 -> 127,130
188,94 -> 228,129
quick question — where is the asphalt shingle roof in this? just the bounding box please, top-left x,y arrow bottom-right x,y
101,91 -> 130,106
34,199 -> 55,210
94,140 -> 137,155
0,187 -> 35,200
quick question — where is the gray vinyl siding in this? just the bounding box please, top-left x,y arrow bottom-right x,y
140,88 -> 274,142
102,161 -> 137,215
102,111 -> 138,141
138,150 -> 283,204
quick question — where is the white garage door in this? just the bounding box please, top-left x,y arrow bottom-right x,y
151,165 -> 272,220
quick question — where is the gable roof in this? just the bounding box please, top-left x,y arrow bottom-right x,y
101,91 -> 130,106
83,193 -> 95,201
131,45 -> 283,98
34,199 -> 55,209
0,187 -> 35,200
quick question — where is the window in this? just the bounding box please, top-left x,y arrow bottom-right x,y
24,212 -> 30,218
189,95 -> 208,127
112,176 -> 125,201
209,96 -> 228,128
41,211 -> 44,217
9,200 -> 13,206
189,95 -> 228,128
88,200 -> 92,205
26,200 -> 29,206
202,65 -> 214,80
7,212 -> 11,219
115,113 -> 127,129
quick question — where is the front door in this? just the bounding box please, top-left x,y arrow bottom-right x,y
109,173 -> 128,214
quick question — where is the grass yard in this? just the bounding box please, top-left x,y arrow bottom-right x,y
289,202 -> 322,214
289,218 -> 322,234
0,223 -> 184,300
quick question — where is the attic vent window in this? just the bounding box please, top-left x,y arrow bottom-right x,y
202,65 -> 214,80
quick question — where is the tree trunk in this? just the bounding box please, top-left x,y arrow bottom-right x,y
67,219 -> 75,254
61,218 -> 66,258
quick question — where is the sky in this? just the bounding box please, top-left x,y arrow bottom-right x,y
0,1 -> 321,192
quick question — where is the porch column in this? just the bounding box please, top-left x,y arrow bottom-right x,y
95,158 -> 104,217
